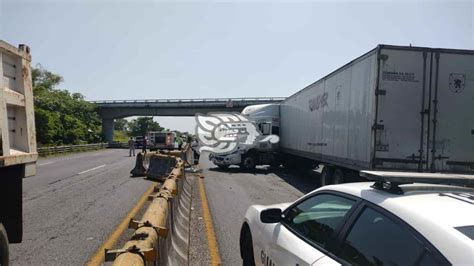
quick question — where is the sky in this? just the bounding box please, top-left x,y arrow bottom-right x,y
1,0 -> 473,133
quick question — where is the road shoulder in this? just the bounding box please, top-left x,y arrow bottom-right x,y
189,174 -> 213,265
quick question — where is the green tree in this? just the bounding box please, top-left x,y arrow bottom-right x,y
34,109 -> 63,144
33,65 -> 101,146
128,117 -> 163,137
113,130 -> 130,143
114,118 -> 128,131
32,65 -> 63,89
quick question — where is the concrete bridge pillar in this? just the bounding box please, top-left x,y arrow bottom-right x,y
102,118 -> 114,143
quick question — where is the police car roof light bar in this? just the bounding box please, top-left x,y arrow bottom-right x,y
361,171 -> 474,193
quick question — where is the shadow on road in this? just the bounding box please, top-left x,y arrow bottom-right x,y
208,166 -> 271,175
272,167 -> 322,194
209,165 -> 322,194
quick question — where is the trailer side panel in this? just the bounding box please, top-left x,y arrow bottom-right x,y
281,45 -> 474,174
280,51 -> 378,170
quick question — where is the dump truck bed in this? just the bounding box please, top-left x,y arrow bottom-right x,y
0,40 -> 37,175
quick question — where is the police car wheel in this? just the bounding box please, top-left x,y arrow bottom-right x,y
240,227 -> 255,266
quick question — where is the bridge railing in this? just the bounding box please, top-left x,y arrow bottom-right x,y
89,97 -> 286,104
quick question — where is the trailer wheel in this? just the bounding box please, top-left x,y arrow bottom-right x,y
320,166 -> 334,187
0,223 -> 9,266
333,168 -> 345,184
296,159 -> 316,171
241,155 -> 256,170
281,155 -> 299,170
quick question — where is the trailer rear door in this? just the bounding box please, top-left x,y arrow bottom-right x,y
375,46 -> 474,173
374,47 -> 431,171
429,51 -> 474,172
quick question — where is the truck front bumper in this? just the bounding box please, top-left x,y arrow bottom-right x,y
211,153 -> 242,166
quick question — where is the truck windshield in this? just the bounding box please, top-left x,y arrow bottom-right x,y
258,123 -> 271,135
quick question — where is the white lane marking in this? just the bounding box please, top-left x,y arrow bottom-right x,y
38,161 -> 55,166
78,164 -> 106,175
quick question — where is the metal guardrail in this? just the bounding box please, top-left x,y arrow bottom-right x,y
107,142 -> 128,149
89,97 -> 286,105
37,143 -> 109,156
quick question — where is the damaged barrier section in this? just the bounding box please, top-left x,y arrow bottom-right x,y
108,147 -> 195,265
130,145 -> 195,178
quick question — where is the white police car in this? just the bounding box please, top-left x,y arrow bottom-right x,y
240,171 -> 474,266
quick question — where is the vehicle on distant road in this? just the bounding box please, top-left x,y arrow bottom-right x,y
0,41 -> 37,265
240,171 -> 474,266
134,136 -> 143,149
148,131 -> 175,150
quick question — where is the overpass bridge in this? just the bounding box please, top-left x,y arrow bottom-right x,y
91,97 -> 285,142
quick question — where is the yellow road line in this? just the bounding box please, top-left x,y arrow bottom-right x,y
198,177 -> 222,266
85,183 -> 156,266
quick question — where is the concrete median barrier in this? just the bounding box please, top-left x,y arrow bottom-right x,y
167,175 -> 192,265
109,154 -> 193,266
130,153 -> 147,177
146,154 -> 177,181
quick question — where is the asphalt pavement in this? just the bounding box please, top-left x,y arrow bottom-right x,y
9,149 -> 323,265
10,149 -> 152,265
198,155 -> 322,265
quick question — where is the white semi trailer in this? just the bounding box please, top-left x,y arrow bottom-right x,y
211,44 -> 474,185
279,44 -> 474,185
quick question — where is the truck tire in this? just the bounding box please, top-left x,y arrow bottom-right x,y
0,165 -> 23,244
270,161 -> 281,168
333,168 -> 345,184
218,165 -> 229,170
241,155 -> 256,170
320,166 -> 334,187
0,223 -> 9,266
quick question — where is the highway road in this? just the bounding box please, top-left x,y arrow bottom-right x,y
8,149 -> 322,265
10,149 -> 151,265
193,156 -> 322,265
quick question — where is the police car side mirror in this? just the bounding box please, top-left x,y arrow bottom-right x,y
260,208 -> 282,223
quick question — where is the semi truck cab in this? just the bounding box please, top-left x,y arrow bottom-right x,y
210,104 -> 280,170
